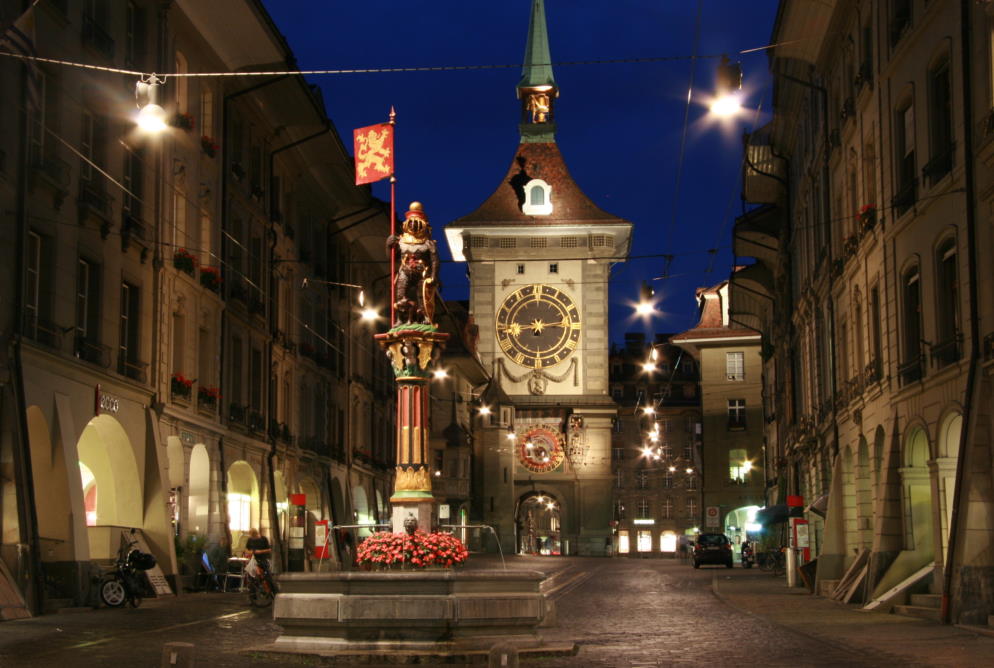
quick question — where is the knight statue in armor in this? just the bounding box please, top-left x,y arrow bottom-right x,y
386,202 -> 440,326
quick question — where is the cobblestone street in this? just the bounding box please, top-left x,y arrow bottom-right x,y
2,556 -> 994,667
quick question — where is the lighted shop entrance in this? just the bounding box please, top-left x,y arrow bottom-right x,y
516,491 -> 561,555
724,505 -> 761,561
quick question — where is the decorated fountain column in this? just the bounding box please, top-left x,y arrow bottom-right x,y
374,203 -> 448,533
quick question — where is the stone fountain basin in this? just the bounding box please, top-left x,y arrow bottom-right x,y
272,569 -> 554,653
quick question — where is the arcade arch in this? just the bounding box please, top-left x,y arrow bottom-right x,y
76,415 -> 142,529
188,444 -> 210,535
227,460 -> 259,549
936,412 -> 962,559
901,428 -> 934,557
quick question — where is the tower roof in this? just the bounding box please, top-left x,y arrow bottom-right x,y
449,142 -> 628,227
517,0 -> 556,92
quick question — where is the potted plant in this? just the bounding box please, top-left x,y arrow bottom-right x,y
171,372 -> 193,400
173,112 -> 195,131
199,265 -> 222,292
173,248 -> 197,275
200,135 -> 219,158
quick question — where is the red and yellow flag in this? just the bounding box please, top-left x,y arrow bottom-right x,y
353,123 -> 394,185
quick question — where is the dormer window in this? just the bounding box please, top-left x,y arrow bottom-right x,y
522,179 -> 552,215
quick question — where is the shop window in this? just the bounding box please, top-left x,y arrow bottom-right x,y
637,531 -> 653,552
228,493 -> 251,532
618,530 -> 630,554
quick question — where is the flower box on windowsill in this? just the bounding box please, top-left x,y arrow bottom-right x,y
171,373 -> 193,401
172,112 -> 195,131
198,386 -> 221,412
173,249 -> 197,276
200,135 -> 219,158
199,266 -> 222,292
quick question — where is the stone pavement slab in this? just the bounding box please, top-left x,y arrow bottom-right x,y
713,570 -> 994,667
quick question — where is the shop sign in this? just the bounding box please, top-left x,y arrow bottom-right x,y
705,505 -> 720,527
180,430 -> 196,445
95,384 -> 120,415
633,518 -> 655,525
438,504 -> 450,520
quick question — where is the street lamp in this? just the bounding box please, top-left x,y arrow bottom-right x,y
710,55 -> 743,117
635,280 -> 655,317
134,75 -> 168,134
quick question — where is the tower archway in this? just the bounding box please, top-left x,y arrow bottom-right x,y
515,491 -> 562,556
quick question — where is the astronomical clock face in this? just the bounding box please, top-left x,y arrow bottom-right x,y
496,284 -> 581,369
517,426 -> 565,474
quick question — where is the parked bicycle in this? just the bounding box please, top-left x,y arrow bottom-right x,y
244,558 -> 278,607
757,547 -> 786,575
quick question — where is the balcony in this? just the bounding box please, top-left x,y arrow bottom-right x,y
922,143 -> 954,187
248,410 -> 265,433
891,178 -> 917,217
119,357 -> 148,383
81,15 -> 115,60
898,355 -> 924,386
121,212 -> 147,251
228,403 -> 247,426
931,332 -> 962,369
74,335 -> 110,368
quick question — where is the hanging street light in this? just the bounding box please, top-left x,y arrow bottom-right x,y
134,74 -> 168,134
710,54 -> 743,117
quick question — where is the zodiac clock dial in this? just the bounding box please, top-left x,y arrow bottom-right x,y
496,284 -> 581,369
517,427 -> 565,473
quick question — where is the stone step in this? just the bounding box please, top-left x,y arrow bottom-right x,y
892,604 -> 941,622
909,593 -> 941,609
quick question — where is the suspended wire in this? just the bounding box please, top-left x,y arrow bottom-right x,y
663,0 -> 703,276
0,49 -> 732,80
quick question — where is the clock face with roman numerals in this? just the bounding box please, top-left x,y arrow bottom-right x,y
496,284 -> 581,369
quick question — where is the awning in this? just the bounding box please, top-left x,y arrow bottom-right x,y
756,504 -> 804,526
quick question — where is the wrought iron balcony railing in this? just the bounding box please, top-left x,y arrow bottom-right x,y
898,354 -> 924,386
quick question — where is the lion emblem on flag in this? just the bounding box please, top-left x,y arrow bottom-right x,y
354,125 -> 393,185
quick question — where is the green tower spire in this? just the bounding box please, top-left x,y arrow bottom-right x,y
517,0 -> 558,142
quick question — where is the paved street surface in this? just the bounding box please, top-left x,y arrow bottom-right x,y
1,556 -> 993,666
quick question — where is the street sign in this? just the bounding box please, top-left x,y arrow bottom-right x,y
705,506 -> 720,528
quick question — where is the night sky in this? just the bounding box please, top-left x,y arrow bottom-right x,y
260,1 -> 780,342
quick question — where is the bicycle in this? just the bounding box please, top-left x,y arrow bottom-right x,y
245,561 -> 278,607
757,548 -> 786,576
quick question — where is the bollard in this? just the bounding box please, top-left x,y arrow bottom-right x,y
488,641 -> 519,668
161,641 -> 195,668
785,547 -> 797,588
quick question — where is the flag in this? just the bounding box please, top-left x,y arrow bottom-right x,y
0,3 -> 40,112
353,122 -> 394,185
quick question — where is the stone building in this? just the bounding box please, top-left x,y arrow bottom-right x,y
444,0 -> 631,557
608,333 -> 702,557
0,0 -> 394,613
672,282 -> 765,549
734,0 -> 994,623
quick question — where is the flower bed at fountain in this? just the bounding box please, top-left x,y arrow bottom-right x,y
355,531 -> 469,569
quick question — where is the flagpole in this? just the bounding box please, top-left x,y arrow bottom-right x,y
389,106 -> 396,327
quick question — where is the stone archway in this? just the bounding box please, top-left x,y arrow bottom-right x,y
935,413 -> 962,561
188,444 -> 211,536
901,428 -> 934,558
352,485 -> 372,537
841,446 -> 859,556
227,461 -> 260,550
515,491 -> 562,556
76,415 -> 143,529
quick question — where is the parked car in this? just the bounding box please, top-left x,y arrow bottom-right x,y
692,533 -> 734,568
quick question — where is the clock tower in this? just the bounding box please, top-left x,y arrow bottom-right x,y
445,0 -> 632,556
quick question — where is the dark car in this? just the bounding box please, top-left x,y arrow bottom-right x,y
692,533 -> 734,568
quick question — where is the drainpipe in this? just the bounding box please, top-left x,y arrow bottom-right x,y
941,0 -> 980,626
264,122 -> 331,571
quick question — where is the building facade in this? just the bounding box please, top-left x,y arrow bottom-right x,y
672,282 -> 765,549
0,0 -> 395,614
444,0 -> 631,557
733,0 -> 994,623
608,333 -> 702,557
